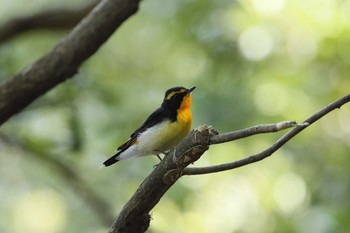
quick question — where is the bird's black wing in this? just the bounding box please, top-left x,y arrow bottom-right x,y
116,106 -> 170,152
103,106 -> 171,167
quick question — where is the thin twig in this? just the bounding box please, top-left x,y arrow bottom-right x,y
183,93 -> 350,175
210,120 -> 298,144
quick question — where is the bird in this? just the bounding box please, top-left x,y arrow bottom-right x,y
102,86 -> 196,167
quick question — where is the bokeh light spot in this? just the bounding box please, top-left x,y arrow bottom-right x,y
294,207 -> 335,233
12,190 -> 67,233
254,82 -> 287,116
168,45 -> 208,81
252,0 -> 286,15
287,28 -> 318,61
238,26 -> 274,61
197,176 -> 260,232
273,173 -> 307,214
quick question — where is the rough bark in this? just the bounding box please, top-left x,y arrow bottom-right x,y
108,93 -> 350,232
108,126 -> 216,233
0,0 -> 141,126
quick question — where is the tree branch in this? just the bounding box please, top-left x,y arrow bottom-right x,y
108,126 -> 216,233
108,93 -> 350,232
0,1 -> 99,44
210,120 -> 299,144
183,93 -> 350,175
0,0 -> 141,126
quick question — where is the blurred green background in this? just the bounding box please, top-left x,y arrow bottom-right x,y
1,0 -> 350,232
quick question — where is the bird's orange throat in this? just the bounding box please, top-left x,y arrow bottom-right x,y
177,94 -> 192,126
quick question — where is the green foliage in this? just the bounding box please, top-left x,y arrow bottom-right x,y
1,0 -> 350,232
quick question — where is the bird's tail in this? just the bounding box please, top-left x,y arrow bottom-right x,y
102,152 -> 120,167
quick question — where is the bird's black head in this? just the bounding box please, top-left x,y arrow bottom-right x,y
161,86 -> 196,110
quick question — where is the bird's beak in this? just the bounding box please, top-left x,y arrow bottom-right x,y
187,86 -> 196,93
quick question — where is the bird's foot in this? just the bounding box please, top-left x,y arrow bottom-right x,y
155,149 -> 171,155
156,154 -> 163,161
154,149 -> 171,161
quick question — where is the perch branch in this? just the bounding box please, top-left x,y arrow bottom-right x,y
108,93 -> 350,232
108,126 -> 216,233
183,93 -> 350,175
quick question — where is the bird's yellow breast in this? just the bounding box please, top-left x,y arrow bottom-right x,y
176,93 -> 192,135
137,94 -> 192,153
159,93 -> 192,150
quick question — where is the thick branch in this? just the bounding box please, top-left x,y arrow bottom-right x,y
0,0 -> 141,126
183,93 -> 350,175
108,126 -> 215,233
0,1 -> 99,44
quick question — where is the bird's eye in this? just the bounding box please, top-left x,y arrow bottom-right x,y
173,93 -> 183,99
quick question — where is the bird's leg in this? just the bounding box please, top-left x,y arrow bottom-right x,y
154,149 -> 171,160
153,149 -> 172,168
156,154 -> 163,161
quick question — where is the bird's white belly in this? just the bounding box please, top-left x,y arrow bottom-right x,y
138,120 -> 189,153
118,119 -> 190,160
